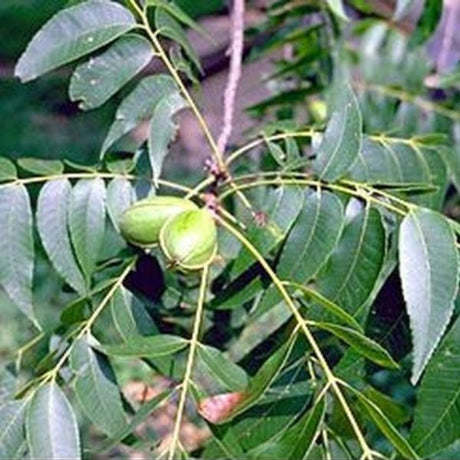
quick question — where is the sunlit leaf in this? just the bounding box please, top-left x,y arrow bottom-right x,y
37,179 -> 86,294
26,383 -> 81,459
69,34 -> 153,110
68,178 -> 106,280
101,75 -> 179,156
313,83 -> 362,181
0,185 -> 35,322
393,0 -> 416,20
148,90 -> 186,183
70,339 -> 127,436
106,178 -> 135,231
0,399 -> 28,459
15,0 -> 136,82
99,334 -> 188,358
399,208 -> 459,383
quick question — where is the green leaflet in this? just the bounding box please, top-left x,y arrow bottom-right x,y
0,399 -> 29,459
99,334 -> 188,358
231,185 -> 304,277
106,178 -> 135,231
148,90 -> 187,184
17,158 -> 64,176
70,339 -> 127,437
69,34 -> 153,110
316,206 -> 386,319
0,158 -> 17,182
0,185 -> 35,323
15,0 -> 136,82
68,178 -> 106,281
37,179 -> 86,295
410,316 -> 460,455
313,82 -> 362,181
399,208 -> 459,384
100,75 -> 181,158
278,190 -> 344,284
26,383 -> 81,460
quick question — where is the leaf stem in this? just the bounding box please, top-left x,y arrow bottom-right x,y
168,264 -> 209,460
128,0 -> 224,171
216,216 -> 374,460
219,175 -> 407,216
226,129 -> 317,166
44,260 -> 136,383
0,172 -> 193,194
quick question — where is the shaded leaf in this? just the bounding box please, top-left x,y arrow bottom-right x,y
99,334 -> 188,357
37,179 -> 86,294
313,83 -> 362,181
231,186 -> 304,277
206,332 -> 297,424
229,301 -> 292,362
101,75 -> 178,156
312,322 -> 398,369
410,317 -> 460,455
95,389 -> 172,454
346,386 -> 419,459
399,208 -> 459,383
70,339 -> 127,436
26,383 -> 81,459
248,398 -> 326,459
291,284 -> 363,331
146,0 -> 211,38
196,344 -> 249,392
201,367 -> 311,456
17,158 -> 64,176
0,399 -> 28,459
155,8 -> 201,71
110,286 -> 157,340
278,190 -> 344,284
148,91 -> 186,183
106,178 -> 135,231
69,34 -> 153,110
15,0 -> 136,82
316,206 -> 386,319
0,185 -> 35,322
0,159 -> 17,182
68,178 -> 106,280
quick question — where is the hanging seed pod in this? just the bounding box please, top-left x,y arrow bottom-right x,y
159,209 -> 217,271
119,196 -> 198,247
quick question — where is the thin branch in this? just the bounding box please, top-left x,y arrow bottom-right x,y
216,216 -> 374,460
217,0 -> 246,155
168,265 -> 209,460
